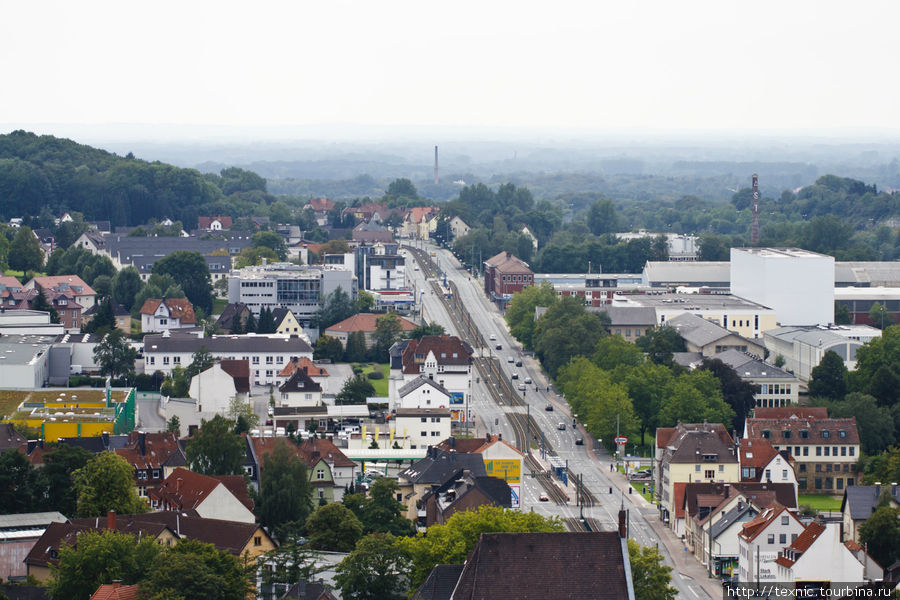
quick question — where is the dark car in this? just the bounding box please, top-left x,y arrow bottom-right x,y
575,437 -> 584,445
515,360 -> 523,367
495,344 -> 502,350
545,404 -> 554,411
511,373 -> 519,380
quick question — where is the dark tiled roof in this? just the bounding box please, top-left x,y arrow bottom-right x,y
219,359 -> 251,393
216,303 -> 250,331
115,432 -> 182,471
745,417 -> 859,446
109,511 -> 269,556
663,424 -> 737,464
0,585 -> 50,600
27,520 -> 171,568
399,448 -> 487,485
58,434 -> 130,453
278,367 -> 323,394
398,376 -> 452,398
0,423 -> 26,452
841,485 -> 900,521
144,332 -> 313,355
668,312 -> 747,348
412,564 -> 465,600
683,482 -> 797,520
453,533 -> 630,600
712,350 -> 794,379
710,502 -> 759,539
484,251 -> 533,275
401,335 -> 473,374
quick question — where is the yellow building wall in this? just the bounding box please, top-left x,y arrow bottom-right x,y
239,527 -> 277,559
42,421 -> 114,442
27,564 -> 52,583
276,312 -> 302,335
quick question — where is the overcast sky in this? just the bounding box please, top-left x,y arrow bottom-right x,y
3,0 -> 898,140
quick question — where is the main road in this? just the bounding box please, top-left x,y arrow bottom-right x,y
402,241 -> 715,600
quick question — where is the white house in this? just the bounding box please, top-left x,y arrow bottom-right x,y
396,376 -> 452,410
139,298 -> 197,333
449,216 -> 470,240
737,504 -> 806,585
148,467 -> 255,524
396,335 -> 473,407
188,360 -> 250,413
277,367 -> 324,408
393,408 -> 451,450
776,522 -> 881,585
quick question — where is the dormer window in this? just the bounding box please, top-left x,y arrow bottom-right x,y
821,430 -> 830,439
800,430 -> 809,439
838,430 -> 847,439
703,454 -> 717,462
762,430 -> 771,439
783,430 -> 792,439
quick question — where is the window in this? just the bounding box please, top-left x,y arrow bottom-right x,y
795,446 -> 800,456
149,356 -> 155,365
849,447 -> 855,457
316,470 -> 325,480
152,469 -> 160,479
252,356 -> 260,364
803,447 -> 809,456
821,430 -> 830,439
824,447 -> 830,456
159,318 -> 168,325
719,464 -> 724,472
841,447 -> 846,456
254,536 -> 262,546
266,356 -> 273,364
173,356 -> 181,364
815,478 -> 822,490
800,430 -> 809,439
799,464 -> 806,472
816,447 -> 822,456
420,417 -> 427,423
782,470 -> 788,479
783,430 -> 792,439
431,431 -> 440,436
839,430 -> 847,438
767,534 -> 775,544
704,469 -> 715,479
163,356 -> 170,365
779,534 -> 787,544
420,431 -> 427,437
765,469 -> 771,480
781,516 -> 789,525
791,533 -> 798,542
837,478 -> 844,490
762,430 -> 770,439
695,465 -> 701,472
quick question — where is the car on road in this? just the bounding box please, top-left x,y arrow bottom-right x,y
518,383 -> 526,391
545,404 -> 554,411
414,265 -> 419,271
511,373 -> 519,380
507,356 -> 514,363
524,377 -> 532,384
575,437 -> 584,445
489,333 -> 496,340
558,422 -> 566,431
495,344 -> 502,350
515,360 -> 522,367
539,493 -> 550,502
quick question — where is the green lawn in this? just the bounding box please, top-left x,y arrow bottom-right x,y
614,465 -> 656,503
798,494 -> 842,511
356,363 -> 390,397
212,297 -> 227,315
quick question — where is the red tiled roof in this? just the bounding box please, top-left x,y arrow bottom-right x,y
754,407 -> 828,419
484,251 -> 533,275
325,312 -> 417,334
198,216 -> 233,229
0,275 -> 22,291
774,521 -> 827,568
308,198 -> 334,212
401,335 -> 473,374
115,432 -> 182,471
138,298 -> 197,324
745,417 -> 859,446
30,275 -> 96,297
219,359 -> 251,393
147,467 -> 253,513
278,356 -> 329,378
249,436 -> 355,469
740,438 -> 779,469
90,583 -> 140,600
657,427 -> 677,449
739,503 -> 799,542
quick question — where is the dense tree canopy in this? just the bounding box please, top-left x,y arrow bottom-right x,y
72,451 -> 147,517
256,439 -> 313,542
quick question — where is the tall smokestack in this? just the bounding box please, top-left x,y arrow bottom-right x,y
434,145 -> 439,185
751,173 -> 760,244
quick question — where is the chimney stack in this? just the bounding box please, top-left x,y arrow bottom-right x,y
618,509 -> 627,539
139,432 -> 147,456
107,510 -> 116,531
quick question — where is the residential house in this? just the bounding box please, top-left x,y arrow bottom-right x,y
712,349 -> 798,407
139,298 -> 197,333
143,332 -> 314,385
744,414 -> 860,494
421,473 -> 511,528
436,434 -> 526,508
216,302 -> 252,333
272,307 -> 303,335
0,512 -> 66,580
400,206 -> 439,239
656,423 -> 740,534
114,431 -> 186,497
352,222 -> 393,243
82,299 -> 131,334
74,230 -> 107,254
592,306 -> 658,341
198,216 -> 233,231
324,312 -> 417,348
188,360 -> 251,413
426,530 -> 635,600
393,408 -> 451,450
148,467 -> 256,523
483,251 -> 533,304
32,228 -> 55,258
396,376 -> 452,410
395,335 -> 473,406
280,580 -> 338,600
775,521 -> 881,586
448,216 -> 470,240
26,275 -> 97,311
0,423 -> 27,453
739,437 -> 797,495
737,503 -> 807,585
246,437 -> 355,503
90,582 -> 140,600
667,313 -> 767,358
397,446 -> 488,521
305,198 -> 334,227
47,290 -> 83,331
0,275 -> 23,293
277,367 -> 324,408
841,483 -> 900,543
276,356 -> 330,387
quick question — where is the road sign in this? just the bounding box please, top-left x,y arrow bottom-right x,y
614,436 -> 628,445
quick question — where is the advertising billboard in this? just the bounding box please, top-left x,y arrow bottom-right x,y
484,459 -> 521,483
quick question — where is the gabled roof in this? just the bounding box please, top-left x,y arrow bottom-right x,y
197,216 -> 233,229
592,306 -> 658,327
435,434 -> 524,458
278,356 -> 329,378
401,335 -> 473,374
138,297 -> 196,324
484,251 -> 532,275
399,447 -> 487,485
144,332 -> 313,355
774,521 -> 826,568
710,502 -> 759,540
0,423 -> 26,452
738,503 -> 799,542
841,485 -> 900,521
662,423 -> 736,464
218,359 -> 251,394
248,436 -> 356,470
684,483 -> 797,526
115,431 -> 183,470
30,275 -> 96,297
0,275 -> 23,291
740,438 -> 780,470
744,416 -> 859,446
325,312 -> 417,334
271,307 -> 294,325
307,198 -> 334,212
398,376 -> 452,398
90,583 -> 140,600
753,407 -> 828,419
26,520 -> 172,568
412,564 -> 465,600
278,367 -> 323,394
216,302 -> 250,331
452,532 -> 631,600
668,313 -> 750,348
147,467 -> 254,513
107,511 -> 270,556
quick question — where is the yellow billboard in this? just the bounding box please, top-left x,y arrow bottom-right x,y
484,459 -> 521,483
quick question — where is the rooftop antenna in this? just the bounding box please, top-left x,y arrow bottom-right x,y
434,145 -> 439,185
751,173 -> 760,244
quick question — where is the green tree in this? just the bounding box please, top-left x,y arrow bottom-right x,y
166,415 -> 181,436
586,199 -> 619,235
112,266 -> 143,311
854,325 -> 900,385
623,362 -> 673,447
257,541 -> 325,596
31,289 -> 60,323
314,287 -> 356,330
185,415 -> 245,476
251,230 -> 288,260
834,302 -> 852,325
139,538 -> 252,600
384,178 -> 419,203
361,478 -> 414,537
533,296 -> 609,377
305,502 -> 364,552
227,396 -> 259,432
869,302 -> 894,330
858,500 -> 900,571
808,350 -> 848,400
48,530 -> 163,600
372,312 -> 403,361
9,226 -> 44,271
504,281 -> 557,350
185,346 -> 215,378
336,375 -> 376,405
93,329 -> 138,381
72,451 -> 147,517
355,290 -> 375,312
152,250 -> 213,314
397,505 -> 563,589
335,533 -> 411,600
409,322 -> 446,341
256,439 -> 313,542
256,306 -> 277,334
0,449 -> 43,514
40,444 -> 93,516
866,365 -> 900,407
822,393 -> 895,455
83,297 -> 116,335
313,334 -> 344,362
234,245 -> 279,269
698,234 -> 730,261
700,358 -> 757,434
344,331 -> 368,363
636,325 -> 685,366
592,335 -> 645,371
627,539 -> 677,600
658,372 -> 735,428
